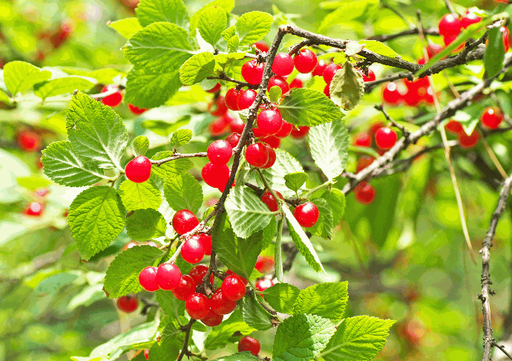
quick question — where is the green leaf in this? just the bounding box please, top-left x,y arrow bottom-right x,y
164,173 -> 203,214
179,52 -> 216,86
308,117 -> 349,180
126,209 -> 167,241
262,283 -> 300,314
190,0 -> 235,34
118,179 -> 162,211
485,26 -> 505,78
204,310 -> 256,350
293,282 -> 348,322
284,172 -> 308,192
68,186 -> 126,261
141,116 -> 191,136
240,295 -> 272,331
132,136 -> 150,156
34,76 -> 96,100
323,188 -> 346,226
3,61 -> 52,95
236,11 -> 274,46
211,353 -> 259,361
227,35 -> 240,53
261,216 -> 277,251
66,92 -> 128,170
278,88 -> 343,127
170,129 -> 193,148
330,62 -> 364,111
104,245 -> 163,298
42,141 -> 108,187
198,7 -> 227,46
17,175 -> 52,191
321,316 -> 395,361
225,186 -> 275,238
273,314 -> 336,361
318,0 -> 378,33
222,26 -> 236,41
261,149 -> 304,198
269,86 -> 283,102
359,40 -> 399,57
274,220 -> 284,282
36,271 -> 81,295
108,18 -> 143,39
148,321 -> 182,361
155,290 -> 185,320
136,0 -> 189,28
309,198 -> 334,239
151,152 -> 194,180
0,89 -> 11,103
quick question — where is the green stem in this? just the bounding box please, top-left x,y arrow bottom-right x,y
303,181 -> 332,198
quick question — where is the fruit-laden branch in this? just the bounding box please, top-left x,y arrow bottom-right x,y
480,173 -> 512,361
367,27 -> 439,42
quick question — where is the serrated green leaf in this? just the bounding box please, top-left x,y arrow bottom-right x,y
211,353 -> 259,361
66,92 -> 128,170
308,117 -> 349,180
261,149 -> 304,198
4,61 -> 52,95
164,173 -> 203,214
151,152 -> 195,180
42,141 -> 108,187
198,7 -> 227,46
309,198 -> 334,239
278,88 -> 343,127
225,187 -> 275,238
227,35 -> 240,53
126,209 -> 167,241
180,52 -> 216,86
108,18 -> 143,39
170,129 -> 193,148
155,290 -> 185,320
330,62 -> 364,111
273,314 -> 336,361
0,89 -> 11,103
293,282 -> 348,322
136,0 -> 189,28
190,0 -> 235,34
240,295 -> 272,331
261,216 -> 277,251
68,186 -> 126,261
485,26 -> 505,78
148,320 -> 182,361
235,11 -> 273,46
321,316 -> 395,361
263,283 -> 300,314
34,76 -> 96,100
284,172 -> 308,192
141,116 -> 191,136
274,219 -> 284,282
323,188 -> 345,226
359,40 -> 399,57
17,175 -> 52,191
132,136 -> 150,156
119,179 -> 162,211
204,309 -> 256,350
221,26 -> 236,41
318,0 -> 378,33
269,86 -> 283,102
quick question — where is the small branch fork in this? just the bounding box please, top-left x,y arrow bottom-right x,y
374,104 -> 410,141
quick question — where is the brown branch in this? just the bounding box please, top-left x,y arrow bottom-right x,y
367,27 -> 439,42
365,72 -> 414,92
208,72 -> 258,89
150,152 -> 207,167
177,319 -> 196,361
493,341 -> 512,360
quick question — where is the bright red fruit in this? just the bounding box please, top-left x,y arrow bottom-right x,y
294,48 -> 318,73
185,293 -> 210,319
261,190 -> 283,212
323,63 -> 341,84
202,163 -> 230,189
171,275 -> 196,301
230,116 -> 245,134
268,76 -> 290,95
144,349 -> 149,360
501,27 -> 511,52
272,53 -> 294,76
206,83 -> 221,93
275,121 -> 293,138
458,130 -> 479,149
225,88 -> 241,110
128,103 -> 148,115
290,126 -> 310,138
24,202 -> 44,216
207,140 -> 233,165
426,43 -> 443,59
481,107 -> 503,129
209,115 -> 231,136
294,202 -> 319,228
242,59 -> 265,84
210,288 -> 237,315
262,145 -> 276,169
172,210 -> 199,235
461,10 -> 481,29
117,296 -> 138,313
445,120 -> 464,134
354,132 -> 372,147
125,156 -> 151,183
370,122 -> 384,135
226,133 -> 241,148
403,87 -> 422,107
382,82 -> 402,104
246,143 -> 270,168
198,234 -> 212,256
260,135 -> 281,149
255,256 -> 275,274
354,182 -> 376,205
289,78 -> 303,89
255,278 -> 274,292
257,109 -> 283,135
238,89 -> 257,110
139,266 -> 159,292
312,59 -> 327,77
361,69 -> 376,82
101,85 -> 123,107
238,336 -> 261,356
18,131 -> 41,151
189,264 -> 213,284
323,84 -> 330,98
254,41 -> 269,52
222,275 -> 247,301
201,310 -> 223,327
356,156 -> 375,173
375,127 -> 397,150
209,96 -> 228,116
181,236 -> 206,264
226,270 -> 248,285
438,14 -> 462,37
156,263 -> 181,290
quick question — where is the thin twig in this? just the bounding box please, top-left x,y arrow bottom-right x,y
367,27 -> 439,42
177,319 -> 196,361
365,72 -> 414,92
151,152 -> 207,166
444,0 -> 458,16
493,342 -> 512,360
374,104 -> 410,139
208,72 -> 257,89
381,0 -> 414,28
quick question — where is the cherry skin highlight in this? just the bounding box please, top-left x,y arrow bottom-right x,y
481,107 -> 503,129
172,210 -> 199,235
24,201 -> 44,216
272,53 -> 294,76
257,109 -> 283,135
238,89 -> 257,110
171,275 -> 196,301
255,278 -> 274,292
202,163 -> 230,189
207,140 -> 233,165
156,263 -> 181,290
294,202 -> 319,228
238,336 -> 261,356
101,85 -> 123,107
246,143 -> 270,168
225,88 -> 241,110
189,264 -> 213,284
354,132 -> 372,147
210,288 -> 237,315
185,293 -> 211,320
18,131 -> 41,152
117,296 -> 138,313
375,127 -> 397,150
312,59 -> 327,77
290,78 -> 303,89
294,48 -> 318,73
181,235 -> 206,264
255,256 -> 275,274
438,14 -> 462,37
125,155 -> 151,183
230,116 -> 245,134
222,275 -> 247,301
241,59 -> 265,84
382,82 -> 402,104
226,132 -> 241,148
139,266 -> 159,292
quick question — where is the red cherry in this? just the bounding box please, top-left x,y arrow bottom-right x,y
242,59 -> 265,85
323,84 -> 330,98
226,133 -> 241,148
294,202 -> 319,228
289,78 -> 303,89
353,132 -> 372,147
246,143 -> 270,168
254,41 -> 269,52
198,234 -> 212,255
156,263 -> 181,290
209,115 -> 231,136
323,63 -> 341,84
238,89 -> 257,110
206,83 -> 221,93
255,256 -> 275,274
210,288 -> 237,315
458,130 -> 479,149
268,76 -> 290,95
260,135 -> 281,149
445,120 -> 464,134
360,68 -> 376,82
426,43 -> 443,59
438,14 -> 462,37
144,349 -> 149,360
275,121 -> 293,138
461,10 -> 481,29
101,85 -> 123,107
356,156 -> 375,173
375,127 -> 397,150
202,163 -> 230,189
209,96 -> 228,116
189,264 -> 214,284
201,309 -> 223,327
222,275 -> 247,301
370,122 -> 384,135
253,126 -> 268,138
139,266 -> 159,292
261,190 -> 283,212
272,53 -> 294,76
403,87 -> 422,107
501,27 -> 510,52
443,35 -> 461,48
294,48 -> 318,73
225,88 -> 241,110
171,275 -> 196,301
354,182 -> 376,205
257,109 -> 283,135
290,126 -> 310,139
117,296 -> 138,313
312,59 -> 327,77
207,140 -> 233,165
172,210 -> 199,235
185,293 -> 211,319
125,156 -> 151,183
230,116 -> 245,134
181,236 -> 206,264
128,103 -> 148,115
382,82 -> 402,104
255,278 -> 274,292
481,107 -> 503,129
226,270 -> 248,285
261,145 -> 276,169
24,202 -> 44,216
238,336 -> 261,356
17,131 -> 41,152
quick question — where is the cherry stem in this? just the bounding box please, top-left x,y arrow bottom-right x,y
374,104 -> 410,140
151,152 -> 207,167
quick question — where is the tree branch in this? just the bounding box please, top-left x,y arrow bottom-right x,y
177,319 -> 196,361
367,27 -> 439,42
151,152 -> 207,166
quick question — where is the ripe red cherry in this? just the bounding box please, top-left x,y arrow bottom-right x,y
290,126 -> 310,138
294,48 -> 318,73
185,293 -> 211,320
128,103 -> 148,115
294,202 -> 319,228
255,278 -> 274,292
171,275 -> 196,301
144,349 -> 149,360
257,109 -> 283,135
268,76 -> 290,95
17,131 -> 41,152
403,87 -> 422,107
354,182 -> 376,205
438,14 -> 462,37
172,210 -> 199,235
445,120 -> 464,134
189,264 -> 214,284
275,121 -> 293,138
323,84 -> 330,98
255,256 -> 275,274
253,126 -> 268,138
198,234 -> 212,255
222,275 -> 247,301
202,163 -> 230,189
426,43 -> 443,59
272,53 -> 294,76
481,107 -> 503,129
361,69 -> 376,82
458,130 -> 479,149
117,296 -> 138,313
260,135 -> 281,149
246,143 -> 270,168
261,190 -> 283,212
156,263 -> 181,290
461,10 -> 481,29
353,132 -> 372,147
382,82 -> 402,104
262,145 -> 276,169
101,85 -> 123,107
206,83 -> 221,93
207,140 -> 233,165
323,63 -> 341,84
375,127 -> 397,150
125,155 -> 151,183
254,41 -> 269,52
210,288 -> 237,315
225,88 -> 241,110
181,236 -> 206,264
201,309 -> 223,327
24,202 -> 44,216
290,78 -> 303,89
238,89 -> 257,110
139,266 -> 159,292
209,96 -> 228,116
230,116 -> 245,134
238,336 -> 261,356
501,27 -> 511,52
226,270 -> 248,285
312,59 -> 327,77
370,122 -> 384,135
356,156 -> 375,173
209,115 -> 231,136
226,133 -> 241,148
242,59 -> 265,85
